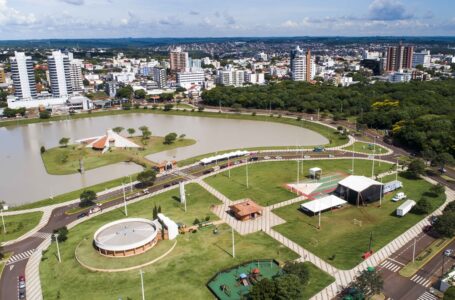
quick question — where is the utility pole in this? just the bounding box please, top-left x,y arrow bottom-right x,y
123,184 -> 128,216
129,175 -> 133,192
297,160 -> 300,184
0,204 -> 7,234
412,238 -> 416,262
231,227 -> 235,258
371,136 -> 376,178
318,211 -> 321,230
140,269 -> 145,300
54,234 -> 62,263
246,160 -> 249,189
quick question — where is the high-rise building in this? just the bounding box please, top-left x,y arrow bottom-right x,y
176,71 -> 205,88
216,69 -> 245,87
70,61 -> 84,93
412,50 -> 431,68
290,46 -> 315,82
0,68 -> 5,83
48,50 -> 72,97
105,81 -> 118,97
153,67 -> 167,88
169,47 -> 189,72
10,51 -> 37,100
386,44 -> 414,72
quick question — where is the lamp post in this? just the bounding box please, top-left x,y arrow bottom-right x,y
0,203 -> 7,234
371,136 -> 376,178
231,226 -> 236,258
140,269 -> 145,300
123,183 -> 128,216
54,233 -> 62,263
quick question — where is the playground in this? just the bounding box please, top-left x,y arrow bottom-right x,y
207,260 -> 282,300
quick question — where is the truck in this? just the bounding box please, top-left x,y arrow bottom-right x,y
396,200 -> 416,217
392,192 -> 406,202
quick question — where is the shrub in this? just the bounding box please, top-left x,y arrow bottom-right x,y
413,197 -> 432,215
40,146 -> 46,154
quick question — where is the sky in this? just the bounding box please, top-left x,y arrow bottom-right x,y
0,0 -> 454,40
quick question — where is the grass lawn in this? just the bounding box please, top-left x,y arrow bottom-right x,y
302,262 -> 335,299
273,174 -> 446,269
41,136 -> 196,175
343,141 -> 389,155
0,212 -> 43,244
204,160 -> 393,206
40,182 -> 301,300
0,252 -> 12,277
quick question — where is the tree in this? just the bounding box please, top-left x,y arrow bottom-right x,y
127,128 -> 136,137
79,190 -> 96,208
39,110 -> 51,119
250,278 -> 277,300
274,274 -> 303,300
153,205 -> 158,220
139,126 -> 151,140
444,286 -> 455,299
413,197 -> 432,215
407,159 -> 426,178
134,89 -> 146,99
433,153 -> 454,169
116,85 -> 133,99
430,184 -> 445,196
122,102 -> 132,110
163,104 -> 174,111
282,262 -> 310,285
433,212 -> 455,238
59,137 -> 70,147
164,132 -> 178,144
52,227 -> 69,242
112,127 -> 124,134
444,202 -> 455,214
351,268 -> 383,297
40,146 -> 46,154
137,169 -> 157,187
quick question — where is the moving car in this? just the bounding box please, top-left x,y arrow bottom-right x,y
77,212 -> 87,219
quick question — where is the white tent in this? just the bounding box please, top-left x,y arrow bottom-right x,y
337,175 -> 383,192
157,213 -> 179,240
77,129 -> 140,153
300,195 -> 347,215
309,167 -> 322,178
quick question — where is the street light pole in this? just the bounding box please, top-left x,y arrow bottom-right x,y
54,234 -> 61,263
140,269 -> 145,300
371,136 -> 376,178
231,227 -> 235,258
412,238 -> 416,262
246,161 -> 249,189
1,208 -> 6,234
123,184 -> 128,216
297,160 -> 300,184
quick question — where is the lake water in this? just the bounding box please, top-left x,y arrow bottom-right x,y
0,113 -> 328,205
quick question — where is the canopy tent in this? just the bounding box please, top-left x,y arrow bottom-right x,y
336,175 -> 384,206
309,167 -> 322,179
300,195 -> 347,215
200,150 -> 250,165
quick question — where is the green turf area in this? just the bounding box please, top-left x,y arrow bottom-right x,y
40,181 -> 300,300
0,212 -> 43,243
302,262 -> 336,299
76,238 -> 176,270
0,252 -> 12,278
204,160 -> 393,206
343,142 -> 389,155
41,136 -> 196,175
273,174 -> 446,269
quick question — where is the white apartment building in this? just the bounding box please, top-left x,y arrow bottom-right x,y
290,46 -> 316,81
217,69 -> 245,87
48,50 -> 73,98
10,51 -> 37,100
244,71 -> 265,84
152,67 -> 167,88
176,71 -> 205,89
388,72 -> 412,83
255,52 -> 268,61
412,50 -> 431,68
70,62 -> 84,92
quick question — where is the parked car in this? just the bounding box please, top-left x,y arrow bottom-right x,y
444,249 -> 454,257
313,146 -> 325,152
18,288 -> 26,299
430,216 -> 439,225
77,212 -> 87,219
422,225 -> 433,233
275,156 -> 282,160
18,275 -> 25,289
392,192 -> 407,202
263,156 -> 271,160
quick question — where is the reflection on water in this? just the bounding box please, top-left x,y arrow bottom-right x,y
0,113 -> 328,205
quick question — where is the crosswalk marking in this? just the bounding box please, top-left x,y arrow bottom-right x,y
32,231 -> 52,240
411,274 -> 432,287
417,291 -> 438,300
379,260 -> 401,272
6,249 -> 35,265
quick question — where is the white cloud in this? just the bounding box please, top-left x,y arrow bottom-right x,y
59,0 -> 85,5
368,0 -> 413,21
0,0 -> 36,26
281,20 -> 299,28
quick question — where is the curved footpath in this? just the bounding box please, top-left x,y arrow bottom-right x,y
0,113 -> 449,300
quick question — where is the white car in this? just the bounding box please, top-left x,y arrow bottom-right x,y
392,192 -> 406,202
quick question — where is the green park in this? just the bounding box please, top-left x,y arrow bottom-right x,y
0,212 -> 43,244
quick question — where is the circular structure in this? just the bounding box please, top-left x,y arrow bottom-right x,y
93,218 -> 158,257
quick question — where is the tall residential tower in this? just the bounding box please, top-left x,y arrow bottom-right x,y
10,52 -> 37,100
169,47 -> 189,72
48,50 -> 73,97
290,46 -> 315,82
386,44 -> 414,71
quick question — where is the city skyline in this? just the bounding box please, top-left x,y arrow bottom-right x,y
0,0 -> 454,40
